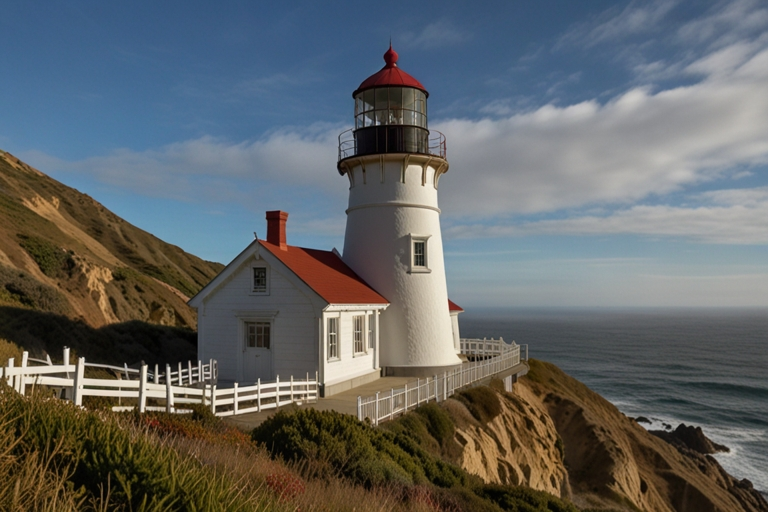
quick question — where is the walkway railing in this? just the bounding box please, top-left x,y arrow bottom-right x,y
357,341 -> 528,425
2,348 -> 318,416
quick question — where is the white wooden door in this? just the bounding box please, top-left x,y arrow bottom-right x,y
242,321 -> 272,382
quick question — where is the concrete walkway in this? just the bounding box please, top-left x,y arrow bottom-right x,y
223,361 -> 529,432
223,376 -> 413,431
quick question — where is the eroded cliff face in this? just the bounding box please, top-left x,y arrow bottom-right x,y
449,383 -> 570,499
447,362 -> 768,512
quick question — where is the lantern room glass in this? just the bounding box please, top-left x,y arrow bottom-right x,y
354,87 -> 427,129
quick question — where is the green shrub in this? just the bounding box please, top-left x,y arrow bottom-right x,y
0,265 -> 71,314
0,388 -> 273,511
454,386 -> 503,424
251,408 -> 471,489
415,402 -> 455,446
478,484 -> 580,512
17,234 -> 75,278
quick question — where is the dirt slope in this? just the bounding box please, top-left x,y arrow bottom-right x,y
0,149 -> 223,362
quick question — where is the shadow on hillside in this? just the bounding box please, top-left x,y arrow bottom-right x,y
0,306 -> 196,367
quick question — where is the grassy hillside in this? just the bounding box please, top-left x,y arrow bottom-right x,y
0,149 -> 224,363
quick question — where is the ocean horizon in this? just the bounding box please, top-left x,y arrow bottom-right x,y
460,307 -> 768,497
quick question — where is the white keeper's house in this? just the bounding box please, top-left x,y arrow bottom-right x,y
189,46 -> 467,396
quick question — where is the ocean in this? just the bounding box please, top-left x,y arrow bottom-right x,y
460,308 -> 768,496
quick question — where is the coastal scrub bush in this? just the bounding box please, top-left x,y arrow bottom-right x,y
454,386 -> 502,424
0,265 -> 71,314
251,408 -> 471,489
17,234 -> 75,278
0,387 -> 278,511
477,484 -> 580,512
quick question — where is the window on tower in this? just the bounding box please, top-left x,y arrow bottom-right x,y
409,235 -> 431,273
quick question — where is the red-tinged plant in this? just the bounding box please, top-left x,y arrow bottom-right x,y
265,471 -> 306,502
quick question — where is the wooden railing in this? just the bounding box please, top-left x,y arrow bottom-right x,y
357,341 -> 528,425
2,348 -> 318,416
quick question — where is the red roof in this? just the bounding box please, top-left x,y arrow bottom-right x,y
448,299 -> 464,312
260,241 -> 389,305
354,45 -> 427,96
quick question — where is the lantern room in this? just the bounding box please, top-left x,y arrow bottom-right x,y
339,45 -> 445,166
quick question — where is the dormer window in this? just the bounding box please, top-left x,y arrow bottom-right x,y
252,266 -> 269,294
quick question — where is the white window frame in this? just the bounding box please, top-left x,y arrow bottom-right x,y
327,317 -> 339,361
367,313 -> 374,350
408,234 -> 431,273
353,315 -> 365,355
244,320 -> 271,349
251,265 -> 269,295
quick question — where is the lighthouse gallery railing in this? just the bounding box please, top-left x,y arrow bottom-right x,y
338,128 -> 447,161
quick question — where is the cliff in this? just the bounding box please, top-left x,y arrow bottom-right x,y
447,360 -> 767,512
0,149 -> 223,364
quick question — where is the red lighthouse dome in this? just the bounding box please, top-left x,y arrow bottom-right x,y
353,45 -> 428,96
339,45 -> 439,166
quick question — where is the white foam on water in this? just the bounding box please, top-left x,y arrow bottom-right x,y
619,409 -> 768,495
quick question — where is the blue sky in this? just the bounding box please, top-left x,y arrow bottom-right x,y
2,0 -> 767,308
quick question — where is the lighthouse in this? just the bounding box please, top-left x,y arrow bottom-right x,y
338,46 -> 462,377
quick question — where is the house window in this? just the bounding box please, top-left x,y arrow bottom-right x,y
244,321 -> 270,349
353,315 -> 365,354
409,235 -> 431,273
252,267 -> 268,294
327,317 -> 338,360
367,314 -> 374,349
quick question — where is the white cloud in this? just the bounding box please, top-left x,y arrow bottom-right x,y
556,0 -> 678,49
677,0 -> 768,48
445,195 -> 768,245
436,44 -> 768,224
400,20 -> 471,49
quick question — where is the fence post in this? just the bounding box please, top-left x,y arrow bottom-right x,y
315,371 -> 318,400
18,351 -> 29,395
357,396 -> 362,421
154,364 -> 159,384
197,360 -> 202,383
210,383 -> 217,415
63,347 -> 70,379
138,365 -> 148,413
257,378 -> 261,411
306,372 -> 310,400
390,388 -> 394,420
123,363 -> 130,381
276,375 -> 280,409
6,357 -> 13,387
290,375 -> 294,403
434,375 -> 439,402
375,391 -> 380,426
73,357 -> 85,406
404,383 -> 408,411
187,360 -> 193,385
165,364 -> 173,413
416,378 -> 420,406
233,382 -> 239,415
177,362 -> 183,385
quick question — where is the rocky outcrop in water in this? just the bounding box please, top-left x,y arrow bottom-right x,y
447,360 -> 768,512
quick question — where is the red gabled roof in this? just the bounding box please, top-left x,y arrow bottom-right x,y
260,241 -> 389,305
354,45 -> 427,96
448,299 -> 464,312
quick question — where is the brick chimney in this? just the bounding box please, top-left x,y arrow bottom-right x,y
266,210 -> 288,250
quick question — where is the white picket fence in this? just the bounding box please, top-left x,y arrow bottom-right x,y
460,336 -> 527,358
2,348 -> 318,416
357,340 -> 528,425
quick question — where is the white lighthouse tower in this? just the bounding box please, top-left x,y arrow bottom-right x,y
338,46 -> 462,377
